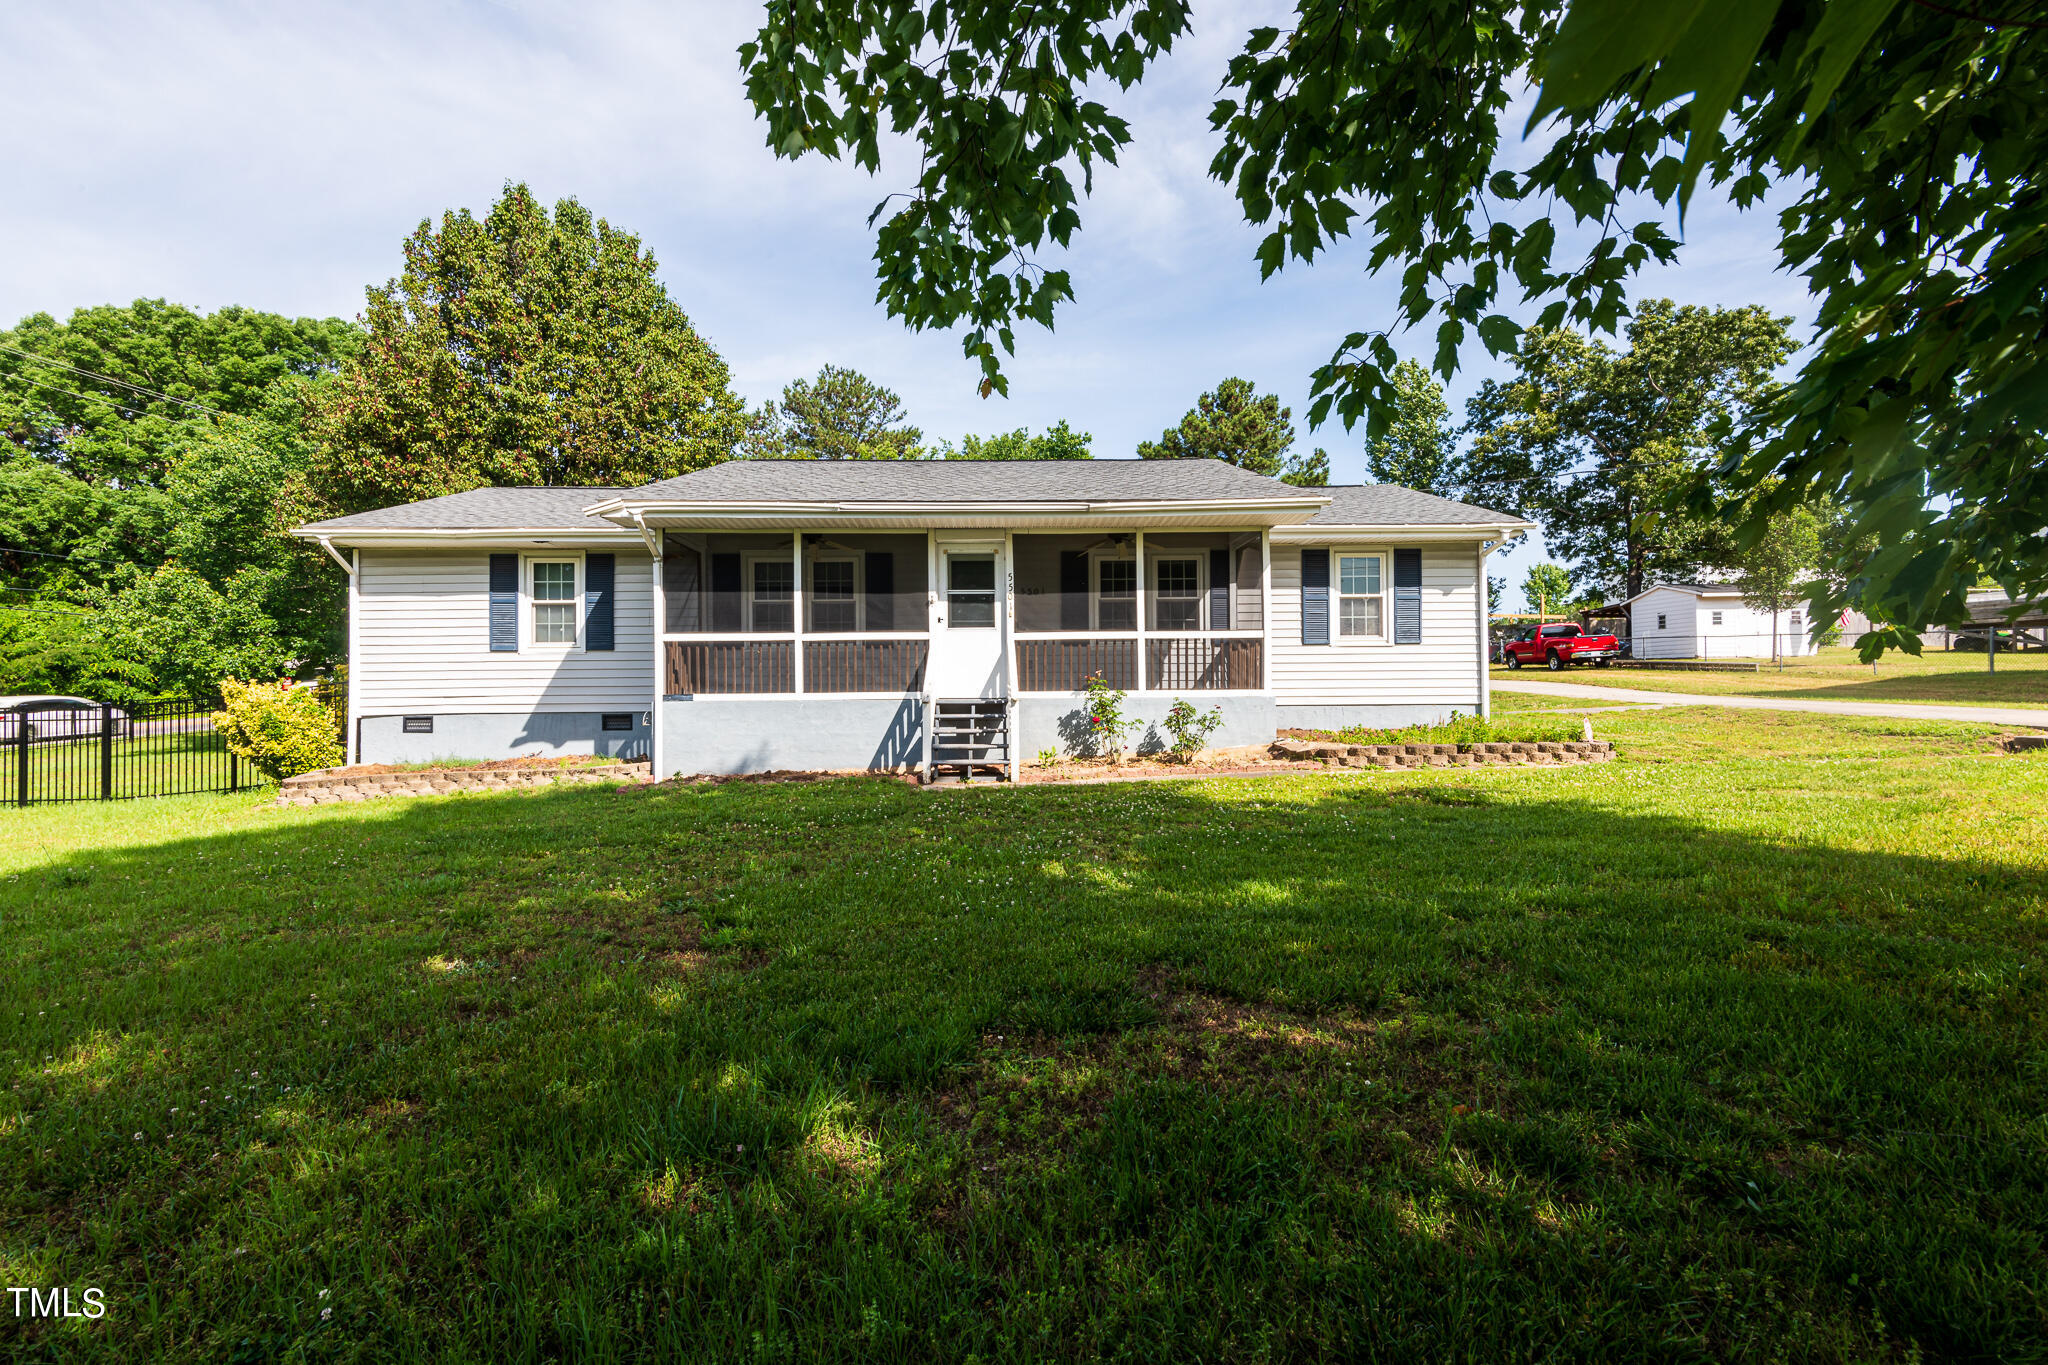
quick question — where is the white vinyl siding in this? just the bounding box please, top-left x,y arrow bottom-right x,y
354,549 -> 654,713
1271,542 -> 1483,707
1630,588 -> 1698,659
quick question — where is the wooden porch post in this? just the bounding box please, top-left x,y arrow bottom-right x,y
1259,529 -> 1273,696
1133,529 -> 1147,693
792,530 -> 805,695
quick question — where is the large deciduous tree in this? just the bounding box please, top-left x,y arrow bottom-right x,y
743,365 -> 925,459
1462,301 -> 1794,601
306,184 -> 745,515
741,0 -> 2048,648
1365,359 -> 1459,496
1,299 -> 357,489
1138,378 -> 1327,486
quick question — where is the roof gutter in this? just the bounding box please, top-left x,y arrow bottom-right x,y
585,495 -> 1331,522
1270,519 -> 1536,540
312,535 -> 356,576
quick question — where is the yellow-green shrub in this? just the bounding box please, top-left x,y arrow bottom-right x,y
212,678 -> 344,780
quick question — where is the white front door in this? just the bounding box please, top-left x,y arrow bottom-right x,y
928,544 -> 1006,697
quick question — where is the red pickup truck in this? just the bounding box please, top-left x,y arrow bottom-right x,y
1501,623 -> 1621,670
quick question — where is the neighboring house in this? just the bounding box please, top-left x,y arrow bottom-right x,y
293,460 -> 1531,778
1840,588 -> 2048,650
1622,583 -> 1816,660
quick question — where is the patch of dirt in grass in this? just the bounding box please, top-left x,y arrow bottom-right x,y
931,966 -> 1502,1168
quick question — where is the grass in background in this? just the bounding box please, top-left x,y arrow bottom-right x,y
3,708 -> 2045,1361
1495,644 -> 2048,707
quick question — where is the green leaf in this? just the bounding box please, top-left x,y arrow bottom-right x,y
1530,0 -> 1712,127
1797,0 -> 1905,125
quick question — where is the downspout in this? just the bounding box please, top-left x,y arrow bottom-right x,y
1476,537 -> 1500,719
632,512 -> 664,777
316,536 -> 361,766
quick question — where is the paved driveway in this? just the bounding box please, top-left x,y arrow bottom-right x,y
1493,680 -> 2048,729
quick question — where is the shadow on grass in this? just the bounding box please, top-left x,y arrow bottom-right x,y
4,768 -> 2046,1362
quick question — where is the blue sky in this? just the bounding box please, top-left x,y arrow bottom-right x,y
0,0 -> 1816,610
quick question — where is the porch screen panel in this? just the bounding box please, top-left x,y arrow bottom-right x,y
663,540 -> 702,632
1235,543 -> 1263,629
864,552 -> 894,630
1059,551 -> 1089,629
1208,549 -> 1230,631
709,554 -> 743,631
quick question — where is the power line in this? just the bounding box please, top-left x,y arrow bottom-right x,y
0,543 -> 133,566
0,603 -> 95,620
0,341 -> 237,420
0,366 -> 152,421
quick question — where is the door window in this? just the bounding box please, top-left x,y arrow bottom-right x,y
947,556 -> 996,628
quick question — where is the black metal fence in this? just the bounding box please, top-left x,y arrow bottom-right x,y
6,700 -> 257,807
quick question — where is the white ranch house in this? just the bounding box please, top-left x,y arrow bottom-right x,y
295,460 -> 1531,780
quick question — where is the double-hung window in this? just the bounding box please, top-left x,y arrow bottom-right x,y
750,559 -> 794,633
1095,558 -> 1137,630
809,559 -> 857,632
1336,553 -> 1384,639
531,561 -> 578,645
1154,558 -> 1201,630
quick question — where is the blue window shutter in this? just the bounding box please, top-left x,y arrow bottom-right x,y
488,554 -> 518,652
1393,548 -> 1422,645
864,551 -> 895,630
1301,549 -> 1330,646
584,553 -> 615,651
1208,548 -> 1230,631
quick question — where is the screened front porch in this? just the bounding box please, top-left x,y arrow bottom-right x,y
654,528 -> 1269,696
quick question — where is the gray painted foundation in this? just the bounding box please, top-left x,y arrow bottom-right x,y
661,697 -> 923,776
1276,702 -> 1475,732
1018,693 -> 1277,759
359,711 -> 651,765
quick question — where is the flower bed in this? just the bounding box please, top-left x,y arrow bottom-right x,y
278,757 -> 652,805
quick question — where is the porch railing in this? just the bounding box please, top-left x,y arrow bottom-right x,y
1016,637 -> 1138,691
666,640 -> 794,694
1147,636 -> 1263,690
804,639 -> 928,693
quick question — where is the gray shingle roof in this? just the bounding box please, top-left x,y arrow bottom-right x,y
618,458 -> 1327,503
1304,485 -> 1526,527
297,488 -> 626,533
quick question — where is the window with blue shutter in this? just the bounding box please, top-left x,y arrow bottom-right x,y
1393,548 -> 1422,645
1208,548 -> 1230,631
1301,549 -> 1330,645
584,553 -> 615,651
488,554 -> 518,651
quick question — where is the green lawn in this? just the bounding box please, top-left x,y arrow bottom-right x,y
4,707 -> 2045,1361
1496,645 -> 2048,707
